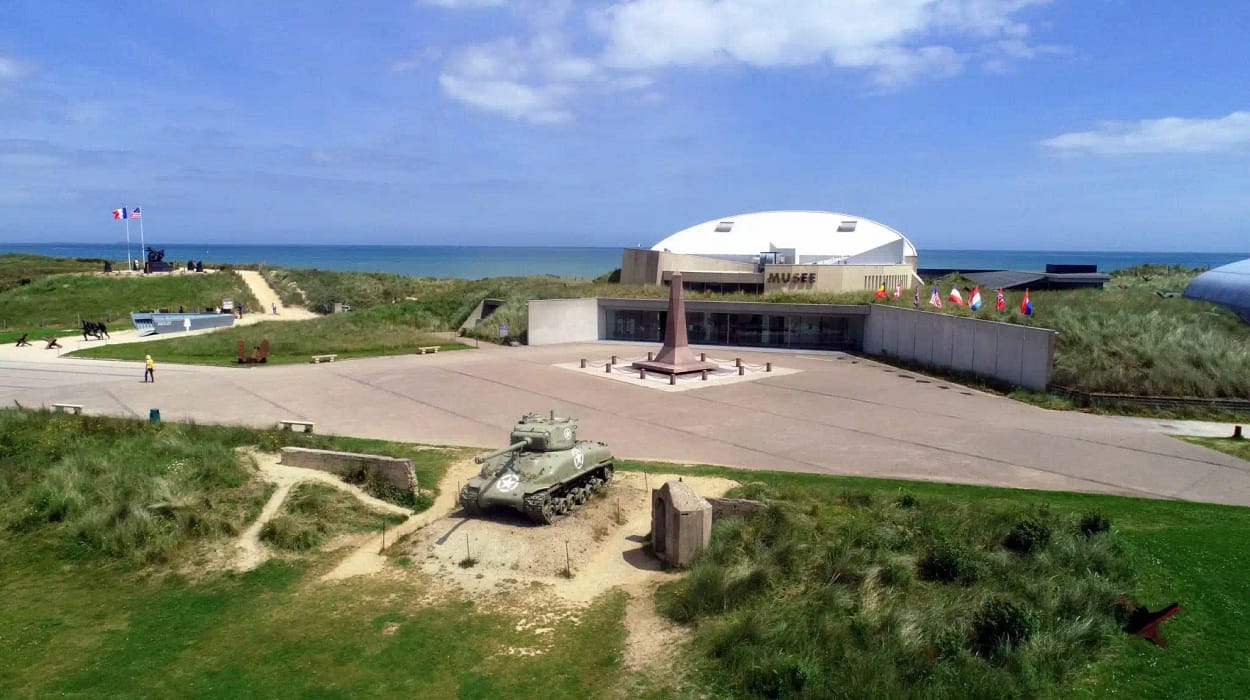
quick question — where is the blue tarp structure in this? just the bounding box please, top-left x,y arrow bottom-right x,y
1184,258 -> 1250,322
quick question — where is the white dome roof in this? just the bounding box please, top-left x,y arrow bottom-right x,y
651,210 -> 917,264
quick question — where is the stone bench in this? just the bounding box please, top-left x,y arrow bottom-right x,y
310,354 -> 338,363
418,346 -> 439,354
51,403 -> 83,414
278,419 -> 315,433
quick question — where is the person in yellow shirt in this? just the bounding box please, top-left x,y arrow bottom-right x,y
144,355 -> 155,383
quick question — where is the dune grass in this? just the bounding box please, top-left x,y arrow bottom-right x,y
69,302 -> 471,366
0,268 -> 258,330
617,459 -> 1250,699
0,253 -> 106,294
259,482 -> 408,551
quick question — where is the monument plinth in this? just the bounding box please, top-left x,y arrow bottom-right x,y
632,272 -> 720,375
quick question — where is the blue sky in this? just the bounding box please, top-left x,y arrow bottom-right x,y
1,0 -> 1246,250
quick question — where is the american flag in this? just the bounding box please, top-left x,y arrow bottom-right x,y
130,206 -> 142,220
929,284 -> 942,308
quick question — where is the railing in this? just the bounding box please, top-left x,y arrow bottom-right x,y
1048,385 -> 1250,412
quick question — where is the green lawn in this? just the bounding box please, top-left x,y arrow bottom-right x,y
2,410 -> 1247,697
0,253 -> 107,294
0,269 -> 258,330
616,459 -> 1250,699
69,302 -> 471,366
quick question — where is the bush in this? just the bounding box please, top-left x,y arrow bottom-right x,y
260,514 -> 325,550
918,541 -> 981,584
1080,511 -> 1112,537
1004,519 -> 1052,555
970,599 -> 1036,659
896,493 -> 920,509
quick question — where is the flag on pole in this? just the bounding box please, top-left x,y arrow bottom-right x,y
874,283 -> 888,300
112,208 -> 127,220
995,288 -> 1006,311
969,287 -> 982,311
929,284 -> 942,308
948,286 -> 963,306
893,283 -> 902,300
1021,289 -> 1033,316
130,206 -> 142,220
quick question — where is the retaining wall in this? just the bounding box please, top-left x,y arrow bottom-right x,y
279,447 -> 417,494
864,305 -> 1057,390
527,298 -> 601,346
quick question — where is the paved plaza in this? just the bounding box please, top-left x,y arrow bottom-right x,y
2,342 -> 1249,507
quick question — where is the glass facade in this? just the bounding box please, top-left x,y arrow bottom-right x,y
605,309 -> 863,350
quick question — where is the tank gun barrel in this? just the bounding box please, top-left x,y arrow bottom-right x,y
475,441 -> 528,464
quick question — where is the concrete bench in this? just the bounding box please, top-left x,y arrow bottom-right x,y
310,354 -> 338,363
278,419 -> 315,433
418,346 -> 439,354
51,403 -> 83,414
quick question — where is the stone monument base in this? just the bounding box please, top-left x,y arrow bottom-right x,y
630,359 -> 721,375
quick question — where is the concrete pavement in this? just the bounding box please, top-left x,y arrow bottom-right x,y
2,342 -> 1249,507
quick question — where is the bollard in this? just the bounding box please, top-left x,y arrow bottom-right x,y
700,352 -> 707,362
738,365 -> 745,376
639,369 -> 647,380
702,369 -> 709,381
611,355 -> 618,365
647,351 -> 654,361
735,358 -> 742,368
669,373 -> 677,385
605,362 -> 612,373
580,358 -> 586,368
766,362 -> 772,372
149,408 -> 161,423
1236,425 -> 1244,439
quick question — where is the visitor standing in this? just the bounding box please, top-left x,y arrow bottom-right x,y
144,355 -> 155,383
271,301 -> 277,315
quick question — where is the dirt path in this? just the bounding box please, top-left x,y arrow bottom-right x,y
235,270 -> 318,322
320,457 -> 482,582
232,450 -> 414,572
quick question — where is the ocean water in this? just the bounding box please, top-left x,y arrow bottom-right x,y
0,243 -> 1244,280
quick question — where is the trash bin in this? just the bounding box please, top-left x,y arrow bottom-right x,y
149,408 -> 161,423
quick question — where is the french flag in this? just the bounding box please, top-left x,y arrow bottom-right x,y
969,287 -> 982,311
112,208 -> 128,220
948,286 -> 963,306
1021,289 -> 1033,316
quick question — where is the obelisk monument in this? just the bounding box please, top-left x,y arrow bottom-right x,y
632,272 -> 720,375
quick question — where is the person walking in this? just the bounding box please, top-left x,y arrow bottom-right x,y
271,301 -> 277,315
144,354 -> 155,383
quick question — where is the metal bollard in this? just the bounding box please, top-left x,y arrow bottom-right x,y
738,365 -> 745,376
766,362 -> 772,372
700,352 -> 707,362
1236,425 -> 1244,439
669,373 -> 677,385
735,358 -> 742,368
647,351 -> 654,361
611,355 -> 618,365
701,370 -> 709,381
639,369 -> 647,380
605,362 -> 612,373
580,358 -> 587,368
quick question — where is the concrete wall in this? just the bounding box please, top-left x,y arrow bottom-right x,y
864,305 -> 1057,390
527,298 -> 601,346
279,447 -> 417,494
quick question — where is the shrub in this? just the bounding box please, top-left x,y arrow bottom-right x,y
970,599 -> 1036,659
260,514 -> 325,550
918,541 -> 981,585
896,493 -> 920,509
1004,518 -> 1052,555
1080,511 -> 1112,537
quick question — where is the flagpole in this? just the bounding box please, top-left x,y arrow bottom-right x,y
125,217 -> 132,272
138,207 -> 145,272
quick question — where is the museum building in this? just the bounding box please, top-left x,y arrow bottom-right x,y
620,210 -> 921,295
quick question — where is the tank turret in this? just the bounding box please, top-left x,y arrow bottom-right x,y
459,411 -> 614,524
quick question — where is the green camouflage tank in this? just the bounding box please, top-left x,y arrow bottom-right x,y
459,412 -> 614,524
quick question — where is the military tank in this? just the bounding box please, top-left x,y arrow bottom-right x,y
459,411 -> 614,524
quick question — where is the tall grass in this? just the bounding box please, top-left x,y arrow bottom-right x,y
0,253 -> 106,294
259,482 -> 407,551
657,483 -> 1133,698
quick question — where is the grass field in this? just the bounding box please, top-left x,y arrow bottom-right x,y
0,253 -> 106,294
2,409 -> 1247,697
0,268 -> 259,330
69,302 -> 471,366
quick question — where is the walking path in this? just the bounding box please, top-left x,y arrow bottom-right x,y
1106,416 -> 1245,439
235,270 -> 318,323
2,342 -> 1248,507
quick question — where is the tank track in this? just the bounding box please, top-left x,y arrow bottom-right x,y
522,462 -> 614,525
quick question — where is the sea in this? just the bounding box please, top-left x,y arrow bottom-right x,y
0,243 -> 1245,280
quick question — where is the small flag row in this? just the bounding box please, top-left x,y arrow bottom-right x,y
916,284 -> 1033,316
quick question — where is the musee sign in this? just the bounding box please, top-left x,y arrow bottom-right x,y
766,271 -> 817,285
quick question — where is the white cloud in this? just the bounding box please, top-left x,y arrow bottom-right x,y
0,55 -> 29,81
426,0 -> 1057,123
1043,112 -> 1250,156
